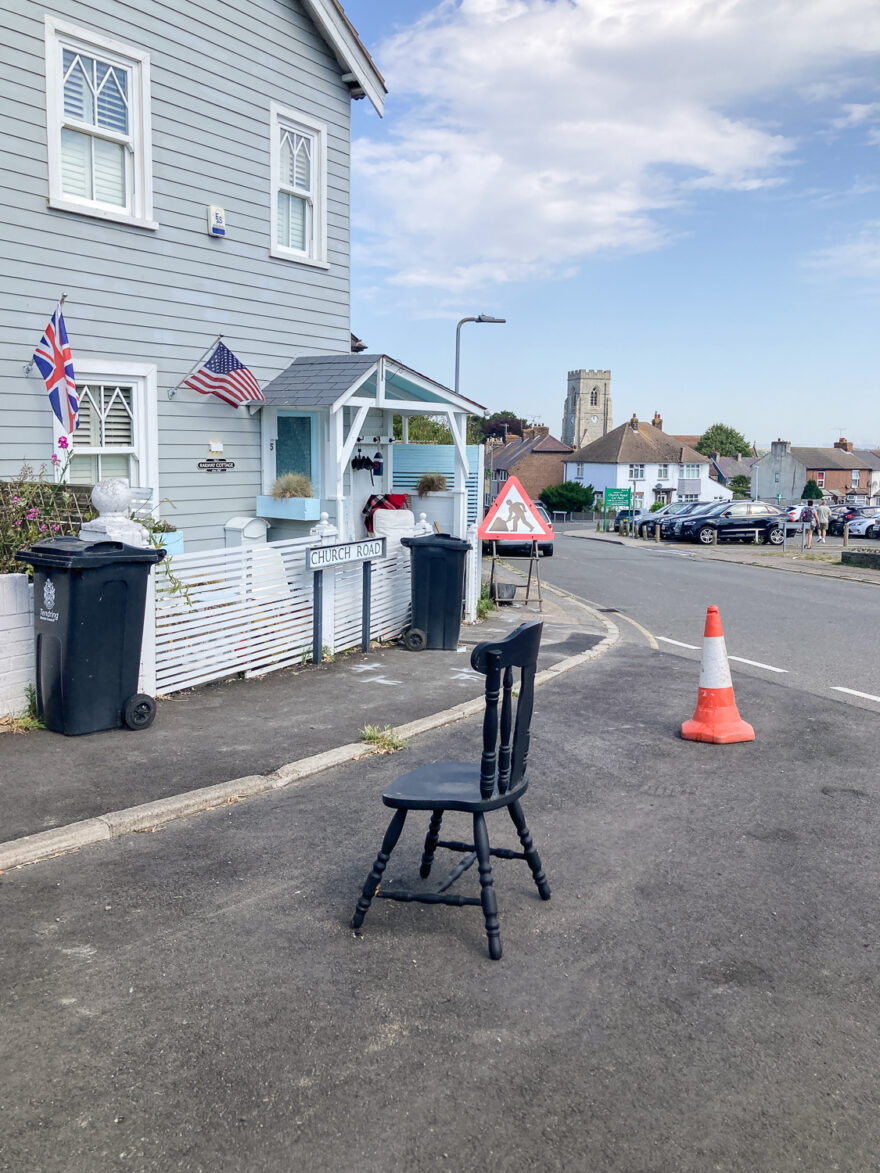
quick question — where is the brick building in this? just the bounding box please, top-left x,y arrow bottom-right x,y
487,426 -> 574,505
752,439 -> 874,504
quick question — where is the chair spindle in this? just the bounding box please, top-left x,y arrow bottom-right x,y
497,665 -> 514,793
480,650 -> 502,799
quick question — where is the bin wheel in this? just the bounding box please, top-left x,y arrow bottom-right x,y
123,693 -> 157,731
402,627 -> 427,652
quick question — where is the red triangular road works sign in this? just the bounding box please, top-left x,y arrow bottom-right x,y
478,476 -> 553,543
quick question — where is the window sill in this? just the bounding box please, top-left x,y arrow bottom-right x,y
48,195 -> 158,231
269,245 -> 330,270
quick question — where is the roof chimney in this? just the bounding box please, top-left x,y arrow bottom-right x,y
834,437 -> 853,453
630,413 -> 639,432
652,411 -> 662,430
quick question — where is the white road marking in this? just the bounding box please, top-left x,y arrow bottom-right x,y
349,664 -> 381,673
657,637 -> 700,650
727,656 -> 788,673
831,686 -> 880,703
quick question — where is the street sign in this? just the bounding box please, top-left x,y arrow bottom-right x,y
478,476 -> 553,542
604,487 -> 631,508
307,537 -> 386,571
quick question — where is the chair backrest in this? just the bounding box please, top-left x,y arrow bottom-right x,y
470,621 -> 543,800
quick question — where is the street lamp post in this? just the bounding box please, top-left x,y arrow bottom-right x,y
454,313 -> 506,398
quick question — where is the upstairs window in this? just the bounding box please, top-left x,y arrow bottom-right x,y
270,104 -> 327,266
683,463 -> 701,479
590,388 -> 599,406
45,18 -> 154,228
656,463 -> 669,479
628,464 -> 645,480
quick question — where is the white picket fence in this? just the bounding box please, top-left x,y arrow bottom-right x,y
151,537 -> 415,696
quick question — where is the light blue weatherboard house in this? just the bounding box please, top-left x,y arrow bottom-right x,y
0,0 -> 481,550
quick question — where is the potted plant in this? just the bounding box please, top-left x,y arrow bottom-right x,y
416,472 -> 447,497
256,473 -> 321,521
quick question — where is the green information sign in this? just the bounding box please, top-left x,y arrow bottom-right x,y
604,487 -> 631,508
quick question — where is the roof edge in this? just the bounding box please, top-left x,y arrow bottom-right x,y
301,0 -> 387,115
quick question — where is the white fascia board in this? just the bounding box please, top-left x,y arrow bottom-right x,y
330,362 -> 379,411
300,0 -> 386,115
386,366 -> 486,416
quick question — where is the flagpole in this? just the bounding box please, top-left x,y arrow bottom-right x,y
23,293 -> 69,376
167,334 -> 223,400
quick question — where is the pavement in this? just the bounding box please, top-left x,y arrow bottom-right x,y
0,567 -> 613,865
568,525 -> 880,586
2,642 -> 879,1171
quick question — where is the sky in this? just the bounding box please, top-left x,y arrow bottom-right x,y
341,0 -> 880,448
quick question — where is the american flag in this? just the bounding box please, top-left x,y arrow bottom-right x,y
33,304 -> 79,433
183,341 -> 265,408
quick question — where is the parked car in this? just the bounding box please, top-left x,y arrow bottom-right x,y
482,500 -> 554,556
677,500 -> 786,545
845,509 -> 880,538
829,505 -> 866,536
660,501 -> 718,539
612,507 -> 647,532
637,501 -> 690,538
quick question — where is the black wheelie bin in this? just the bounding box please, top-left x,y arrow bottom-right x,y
400,532 -> 470,651
15,537 -> 165,735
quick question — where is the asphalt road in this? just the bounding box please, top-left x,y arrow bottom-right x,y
538,531 -> 880,711
3,647 -> 879,1171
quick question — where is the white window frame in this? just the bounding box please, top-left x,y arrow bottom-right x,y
269,103 -> 328,268
628,463 -> 645,480
44,17 -> 156,230
816,471 -> 825,487
656,463 -> 669,480
683,463 -> 701,479
53,360 -> 159,510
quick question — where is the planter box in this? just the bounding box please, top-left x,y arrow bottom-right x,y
256,495 -> 321,522
156,531 -> 184,556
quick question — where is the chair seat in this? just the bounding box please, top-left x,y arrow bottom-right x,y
382,761 -> 528,813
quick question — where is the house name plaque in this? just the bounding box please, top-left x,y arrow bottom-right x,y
307,537 -> 386,571
197,459 -> 236,472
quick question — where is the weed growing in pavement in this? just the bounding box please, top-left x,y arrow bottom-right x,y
360,724 -> 406,753
0,684 -> 45,733
477,581 -> 496,621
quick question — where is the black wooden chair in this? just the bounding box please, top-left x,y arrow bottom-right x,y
351,620 -> 550,960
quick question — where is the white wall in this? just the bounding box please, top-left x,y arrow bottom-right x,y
564,459 -> 731,503
0,574 -> 34,719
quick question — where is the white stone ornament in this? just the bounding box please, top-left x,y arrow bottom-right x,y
79,479 -> 149,547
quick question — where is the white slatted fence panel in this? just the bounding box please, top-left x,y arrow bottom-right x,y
154,537 -> 314,693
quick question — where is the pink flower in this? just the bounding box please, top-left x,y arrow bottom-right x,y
26,508 -> 38,520
58,435 -> 69,449
51,453 -> 59,465
11,495 -> 20,503
13,519 -> 22,528
51,523 -> 61,532
39,524 -> 48,532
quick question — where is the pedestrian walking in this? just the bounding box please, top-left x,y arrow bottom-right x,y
815,500 -> 830,543
801,502 -> 816,548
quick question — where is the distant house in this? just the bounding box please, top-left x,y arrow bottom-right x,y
708,451 -> 758,489
487,426 -> 573,505
751,440 -> 873,504
853,450 -> 880,504
563,413 -> 731,508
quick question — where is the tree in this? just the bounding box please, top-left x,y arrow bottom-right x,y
695,423 -> 751,458
479,411 -> 523,442
392,414 -> 484,444
801,479 -> 823,500
728,474 -> 752,499
540,481 -> 595,514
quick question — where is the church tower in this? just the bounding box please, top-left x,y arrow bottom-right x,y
561,370 -> 613,449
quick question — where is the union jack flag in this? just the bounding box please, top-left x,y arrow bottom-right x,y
33,305 -> 79,433
183,341 -> 265,408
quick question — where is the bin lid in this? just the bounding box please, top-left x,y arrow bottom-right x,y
15,537 -> 166,569
400,533 -> 471,551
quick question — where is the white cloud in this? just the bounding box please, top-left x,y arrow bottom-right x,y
830,102 -> 880,128
804,221 -> 880,278
353,0 -> 880,294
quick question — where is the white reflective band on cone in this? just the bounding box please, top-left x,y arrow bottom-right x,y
699,636 -> 733,690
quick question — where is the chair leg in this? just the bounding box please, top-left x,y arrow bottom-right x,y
473,813 -> 502,960
419,810 -> 444,878
508,799 -> 551,900
352,809 -> 407,930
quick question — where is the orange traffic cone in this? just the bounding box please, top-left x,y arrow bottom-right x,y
681,605 -> 755,744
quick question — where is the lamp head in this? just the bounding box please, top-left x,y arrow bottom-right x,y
475,314 -> 506,324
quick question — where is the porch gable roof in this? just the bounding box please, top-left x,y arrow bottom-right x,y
262,353 -> 486,415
